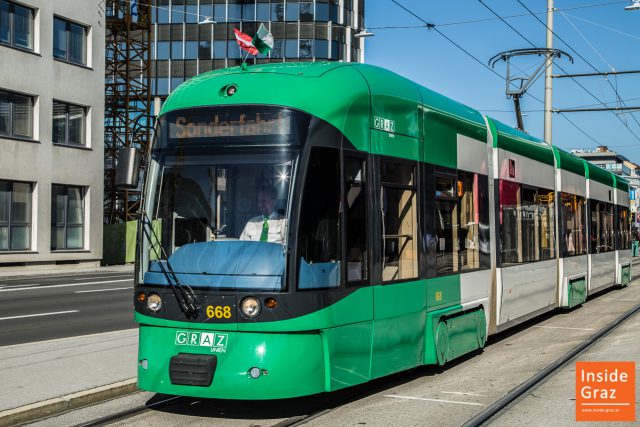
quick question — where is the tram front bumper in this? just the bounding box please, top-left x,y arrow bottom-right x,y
137,324 -> 326,399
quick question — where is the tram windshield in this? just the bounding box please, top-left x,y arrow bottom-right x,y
139,106 -> 310,291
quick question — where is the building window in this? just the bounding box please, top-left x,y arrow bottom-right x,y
0,0 -> 34,50
0,180 -> 32,251
51,185 -> 84,250
0,89 -> 33,139
52,101 -> 85,146
53,16 -> 86,65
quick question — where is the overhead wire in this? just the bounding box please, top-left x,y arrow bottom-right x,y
371,1 -> 629,30
478,0 -> 640,145
389,0 -> 603,147
516,0 -> 640,137
561,12 -> 640,43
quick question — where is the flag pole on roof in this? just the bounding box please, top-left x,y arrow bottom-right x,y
233,24 -> 274,68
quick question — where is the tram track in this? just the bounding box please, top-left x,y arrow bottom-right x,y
73,395 -> 185,427
462,302 -> 640,427
68,297 -> 640,427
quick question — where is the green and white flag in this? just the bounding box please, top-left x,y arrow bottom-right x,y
252,24 -> 274,55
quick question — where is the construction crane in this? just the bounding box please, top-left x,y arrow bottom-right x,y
104,0 -> 153,224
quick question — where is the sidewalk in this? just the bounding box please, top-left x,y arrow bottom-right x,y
0,329 -> 138,426
0,263 -> 134,280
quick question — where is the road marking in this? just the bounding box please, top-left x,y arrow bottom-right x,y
533,325 -> 595,331
0,279 -> 133,293
75,287 -> 133,294
72,275 -> 132,281
0,310 -> 80,321
441,391 -> 485,397
384,395 -> 484,406
0,284 -> 40,289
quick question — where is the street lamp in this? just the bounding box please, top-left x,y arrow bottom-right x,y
199,16 -> 217,24
625,1 -> 640,10
354,29 -> 374,38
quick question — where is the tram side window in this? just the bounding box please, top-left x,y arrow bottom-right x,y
589,200 -> 614,253
618,206 -> 630,250
560,193 -> 587,257
435,172 -> 458,275
297,147 -> 341,289
344,156 -> 368,283
381,160 -> 418,282
458,171 -> 490,271
500,181 -> 555,266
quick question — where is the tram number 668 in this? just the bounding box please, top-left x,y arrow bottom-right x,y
206,305 -> 232,319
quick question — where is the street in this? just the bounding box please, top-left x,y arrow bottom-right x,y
0,272 -> 135,346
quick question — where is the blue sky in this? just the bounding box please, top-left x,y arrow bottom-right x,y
364,0 -> 640,162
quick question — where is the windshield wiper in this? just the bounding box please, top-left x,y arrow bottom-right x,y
140,211 -> 200,318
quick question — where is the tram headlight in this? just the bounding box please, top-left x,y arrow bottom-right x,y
146,293 -> 162,313
240,297 -> 261,318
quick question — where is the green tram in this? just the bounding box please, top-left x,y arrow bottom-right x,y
130,62 -> 632,400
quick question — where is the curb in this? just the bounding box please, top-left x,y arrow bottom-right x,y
0,379 -> 138,427
0,266 -> 134,282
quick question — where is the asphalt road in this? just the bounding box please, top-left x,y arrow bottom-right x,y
0,272 -> 136,346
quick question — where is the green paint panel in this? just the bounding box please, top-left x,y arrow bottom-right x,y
417,86 -> 486,130
370,129 -> 421,160
446,310 -> 484,361
371,280 -> 427,378
615,175 -> 630,192
362,67 -> 422,138
552,147 -> 586,176
492,119 -> 554,166
586,161 -> 615,186
138,325 -> 325,399
568,277 -> 587,308
426,275 -> 462,311
621,265 -> 631,285
320,321 -> 373,391
423,304 -> 464,365
422,110 -> 487,169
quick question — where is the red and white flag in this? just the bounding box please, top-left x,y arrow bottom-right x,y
234,28 -> 259,55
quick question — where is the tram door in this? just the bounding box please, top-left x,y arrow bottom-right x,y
371,157 -> 426,378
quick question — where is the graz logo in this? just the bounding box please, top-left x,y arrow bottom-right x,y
175,331 -> 228,354
373,116 -> 395,133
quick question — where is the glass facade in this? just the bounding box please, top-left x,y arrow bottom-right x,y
150,0 -> 365,96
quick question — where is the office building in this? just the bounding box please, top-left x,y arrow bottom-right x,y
0,0 -> 104,270
150,0 -> 366,98
572,146 -> 640,219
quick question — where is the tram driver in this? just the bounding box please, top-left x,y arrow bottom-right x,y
239,187 -> 287,244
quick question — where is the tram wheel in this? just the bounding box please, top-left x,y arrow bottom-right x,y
435,321 -> 449,366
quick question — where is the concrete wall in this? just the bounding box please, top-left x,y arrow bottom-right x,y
0,0 -> 104,268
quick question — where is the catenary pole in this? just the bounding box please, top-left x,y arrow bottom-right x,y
544,0 -> 554,144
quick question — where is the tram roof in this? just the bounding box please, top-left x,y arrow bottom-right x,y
160,61 -> 486,130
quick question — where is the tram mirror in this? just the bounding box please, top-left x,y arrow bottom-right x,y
116,147 -> 142,190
